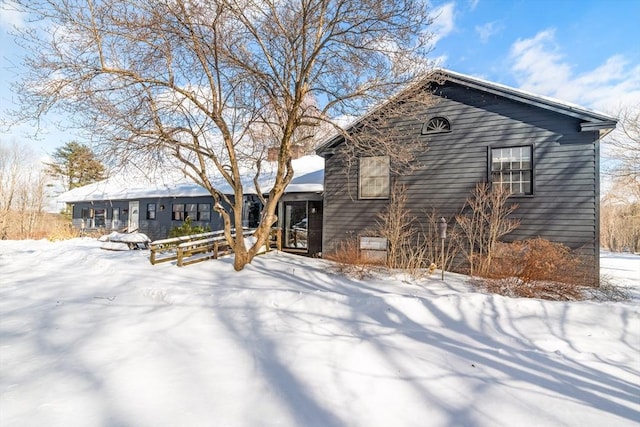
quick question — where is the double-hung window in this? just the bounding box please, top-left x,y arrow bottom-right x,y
490,145 -> 533,195
172,204 -> 185,221
359,156 -> 390,199
185,203 -> 197,220
198,204 -> 211,221
146,203 -> 156,220
172,203 -> 211,221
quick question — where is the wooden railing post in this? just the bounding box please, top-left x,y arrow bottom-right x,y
276,228 -> 282,251
177,246 -> 184,267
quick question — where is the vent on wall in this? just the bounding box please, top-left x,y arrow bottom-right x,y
421,117 -> 451,134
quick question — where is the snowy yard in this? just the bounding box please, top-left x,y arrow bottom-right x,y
0,238 -> 638,427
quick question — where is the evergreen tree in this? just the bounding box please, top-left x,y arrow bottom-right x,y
45,141 -> 106,191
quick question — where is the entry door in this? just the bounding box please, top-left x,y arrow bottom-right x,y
283,201 -> 307,249
112,208 -> 120,229
128,201 -> 139,231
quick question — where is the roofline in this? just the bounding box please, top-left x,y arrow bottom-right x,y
316,68 -> 618,156
58,155 -> 326,203
441,69 -> 617,127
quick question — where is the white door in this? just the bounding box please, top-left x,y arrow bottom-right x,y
128,201 -> 139,231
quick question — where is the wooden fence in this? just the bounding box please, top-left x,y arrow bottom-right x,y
149,228 -> 282,267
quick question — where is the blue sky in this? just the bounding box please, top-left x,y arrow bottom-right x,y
429,0 -> 640,111
1,0 -> 639,158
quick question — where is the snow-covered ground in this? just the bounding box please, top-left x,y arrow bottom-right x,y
0,239 -> 638,427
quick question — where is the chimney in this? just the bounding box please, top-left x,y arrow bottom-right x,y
267,144 -> 306,162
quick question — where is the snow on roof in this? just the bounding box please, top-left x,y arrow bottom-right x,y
58,155 -> 324,203
285,168 -> 324,193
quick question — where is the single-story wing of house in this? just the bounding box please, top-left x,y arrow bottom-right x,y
59,68 -> 616,271
58,155 -> 325,256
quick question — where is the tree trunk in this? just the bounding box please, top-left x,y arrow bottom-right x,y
233,246 -> 250,271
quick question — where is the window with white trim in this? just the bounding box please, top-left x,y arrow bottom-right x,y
359,156 -> 390,199
490,145 -> 533,195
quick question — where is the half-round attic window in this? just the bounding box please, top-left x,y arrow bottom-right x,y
421,117 -> 451,134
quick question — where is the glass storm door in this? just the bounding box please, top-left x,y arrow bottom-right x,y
284,201 -> 307,249
128,201 -> 139,231
112,208 -> 120,229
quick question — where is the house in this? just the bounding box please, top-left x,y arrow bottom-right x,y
60,68 -> 616,273
316,69 -> 616,273
58,155 -> 325,256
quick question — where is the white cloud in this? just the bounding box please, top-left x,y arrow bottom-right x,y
431,53 -> 449,69
0,1 -> 25,30
509,30 -> 640,191
475,21 -> 499,44
430,2 -> 456,45
509,29 -> 640,114
468,0 -> 480,11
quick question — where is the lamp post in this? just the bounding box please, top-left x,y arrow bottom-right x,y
438,217 -> 448,280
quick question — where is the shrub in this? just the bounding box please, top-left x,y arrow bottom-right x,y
375,185 -> 459,277
473,277 -> 586,301
489,238 -> 595,286
587,276 -> 631,302
47,221 -> 80,241
455,182 -> 520,276
324,237 -> 371,279
473,238 -> 605,301
168,217 -> 210,238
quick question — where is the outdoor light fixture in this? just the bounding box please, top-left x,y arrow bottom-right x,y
438,217 -> 447,280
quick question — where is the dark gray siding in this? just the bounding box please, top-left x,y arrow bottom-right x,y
322,81 -> 599,267
71,196 -> 224,241
71,201 -> 129,230
142,196 -> 224,241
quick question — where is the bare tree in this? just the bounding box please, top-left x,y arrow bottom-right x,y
10,0 -> 435,270
16,168 -> 47,238
339,83 -> 442,164
600,104 -> 640,253
601,178 -> 640,253
0,140 -> 49,239
603,104 -> 640,197
0,141 -> 21,239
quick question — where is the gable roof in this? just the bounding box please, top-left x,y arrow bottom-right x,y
316,68 -> 617,155
442,69 -> 617,131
